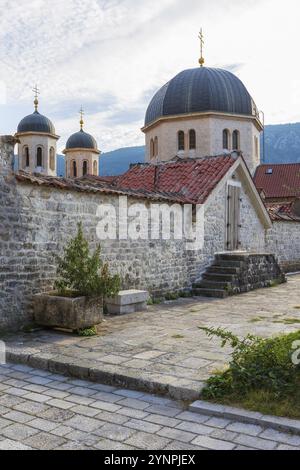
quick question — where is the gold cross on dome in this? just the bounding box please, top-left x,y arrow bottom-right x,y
79,106 -> 84,130
198,29 -> 205,67
32,84 -> 40,111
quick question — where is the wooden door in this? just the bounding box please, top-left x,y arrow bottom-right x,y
226,184 -> 241,251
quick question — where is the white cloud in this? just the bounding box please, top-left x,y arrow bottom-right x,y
0,0 -> 299,152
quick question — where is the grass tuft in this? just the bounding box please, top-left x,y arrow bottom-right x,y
77,326 -> 98,337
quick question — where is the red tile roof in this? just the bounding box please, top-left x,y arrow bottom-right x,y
113,155 -> 236,204
79,175 -> 116,184
15,155 -> 237,205
254,163 -> 300,199
15,171 -> 187,203
265,201 -> 300,221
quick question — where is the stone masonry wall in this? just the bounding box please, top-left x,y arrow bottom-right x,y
0,176 -> 266,332
202,174 -> 266,274
266,221 -> 300,272
0,138 -> 268,331
0,179 -> 225,331
145,115 -> 260,174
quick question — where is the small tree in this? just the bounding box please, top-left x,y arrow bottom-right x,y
54,222 -> 120,298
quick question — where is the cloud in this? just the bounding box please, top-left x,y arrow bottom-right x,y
0,0 -> 300,152
221,63 -> 245,74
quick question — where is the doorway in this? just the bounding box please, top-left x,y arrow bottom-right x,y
226,183 -> 241,251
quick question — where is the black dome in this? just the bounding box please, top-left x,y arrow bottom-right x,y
145,67 -> 256,126
66,129 -> 98,150
17,111 -> 55,134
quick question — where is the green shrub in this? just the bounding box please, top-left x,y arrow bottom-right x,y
147,297 -> 164,305
77,326 -> 97,337
165,292 -> 179,301
55,222 -> 120,298
179,290 -> 192,298
199,326 -> 300,400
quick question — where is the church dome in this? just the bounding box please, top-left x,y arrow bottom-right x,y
145,67 -> 256,126
65,129 -> 98,151
17,110 -> 56,134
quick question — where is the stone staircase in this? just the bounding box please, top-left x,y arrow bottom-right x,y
193,252 -> 286,298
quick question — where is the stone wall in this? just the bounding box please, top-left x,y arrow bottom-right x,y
0,179 -> 218,331
16,133 -> 58,176
144,114 -> 260,173
64,149 -> 99,178
266,221 -> 300,272
0,136 -> 17,176
202,173 -> 266,272
0,137 -> 268,331
0,174 -> 267,332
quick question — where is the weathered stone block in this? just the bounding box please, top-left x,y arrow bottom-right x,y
106,290 -> 148,306
106,302 -> 147,315
105,290 -> 148,315
33,293 -> 103,330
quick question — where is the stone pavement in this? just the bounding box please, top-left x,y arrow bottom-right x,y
3,275 -> 300,400
0,363 -> 299,450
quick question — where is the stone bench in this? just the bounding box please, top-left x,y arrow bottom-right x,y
105,290 -> 149,315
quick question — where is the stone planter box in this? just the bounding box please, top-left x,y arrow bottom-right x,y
33,293 -> 103,330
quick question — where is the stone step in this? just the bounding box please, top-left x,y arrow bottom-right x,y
208,266 -> 240,274
216,254 -> 247,262
203,272 -> 235,282
194,280 -> 231,290
214,259 -> 243,268
193,288 -> 228,299
195,253 -> 285,299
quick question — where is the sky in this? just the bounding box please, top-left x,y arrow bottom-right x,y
0,0 -> 300,153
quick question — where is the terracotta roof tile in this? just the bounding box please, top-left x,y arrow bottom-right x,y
114,155 -> 236,204
15,171 -> 187,203
254,163 -> 300,199
15,155 -> 236,205
265,201 -> 300,221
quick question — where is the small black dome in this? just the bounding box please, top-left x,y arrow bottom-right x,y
17,111 -> 55,134
66,129 -> 98,150
145,67 -> 256,126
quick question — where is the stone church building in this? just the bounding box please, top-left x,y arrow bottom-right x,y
1,58 -> 300,331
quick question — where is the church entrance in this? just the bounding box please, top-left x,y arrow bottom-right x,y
226,183 -> 241,251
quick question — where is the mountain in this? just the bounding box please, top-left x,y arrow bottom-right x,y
263,123 -> 300,164
100,146 -> 145,176
54,123 -> 300,177
56,146 -> 145,178
57,155 -> 65,177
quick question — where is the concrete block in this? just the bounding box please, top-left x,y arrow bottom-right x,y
105,290 -> 148,315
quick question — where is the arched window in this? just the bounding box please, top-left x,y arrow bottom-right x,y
223,129 -> 229,150
232,130 -> 240,150
150,139 -> 155,159
189,130 -> 196,150
154,137 -> 158,157
49,147 -> 55,171
178,131 -> 185,151
36,147 -> 43,167
83,160 -> 88,176
72,160 -> 77,178
93,160 -> 98,176
23,146 -> 29,168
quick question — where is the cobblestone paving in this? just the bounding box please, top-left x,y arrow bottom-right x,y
4,276 -> 300,398
0,364 -> 299,450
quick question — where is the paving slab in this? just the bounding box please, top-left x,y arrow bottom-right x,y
4,275 -> 300,401
0,364 -> 299,450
